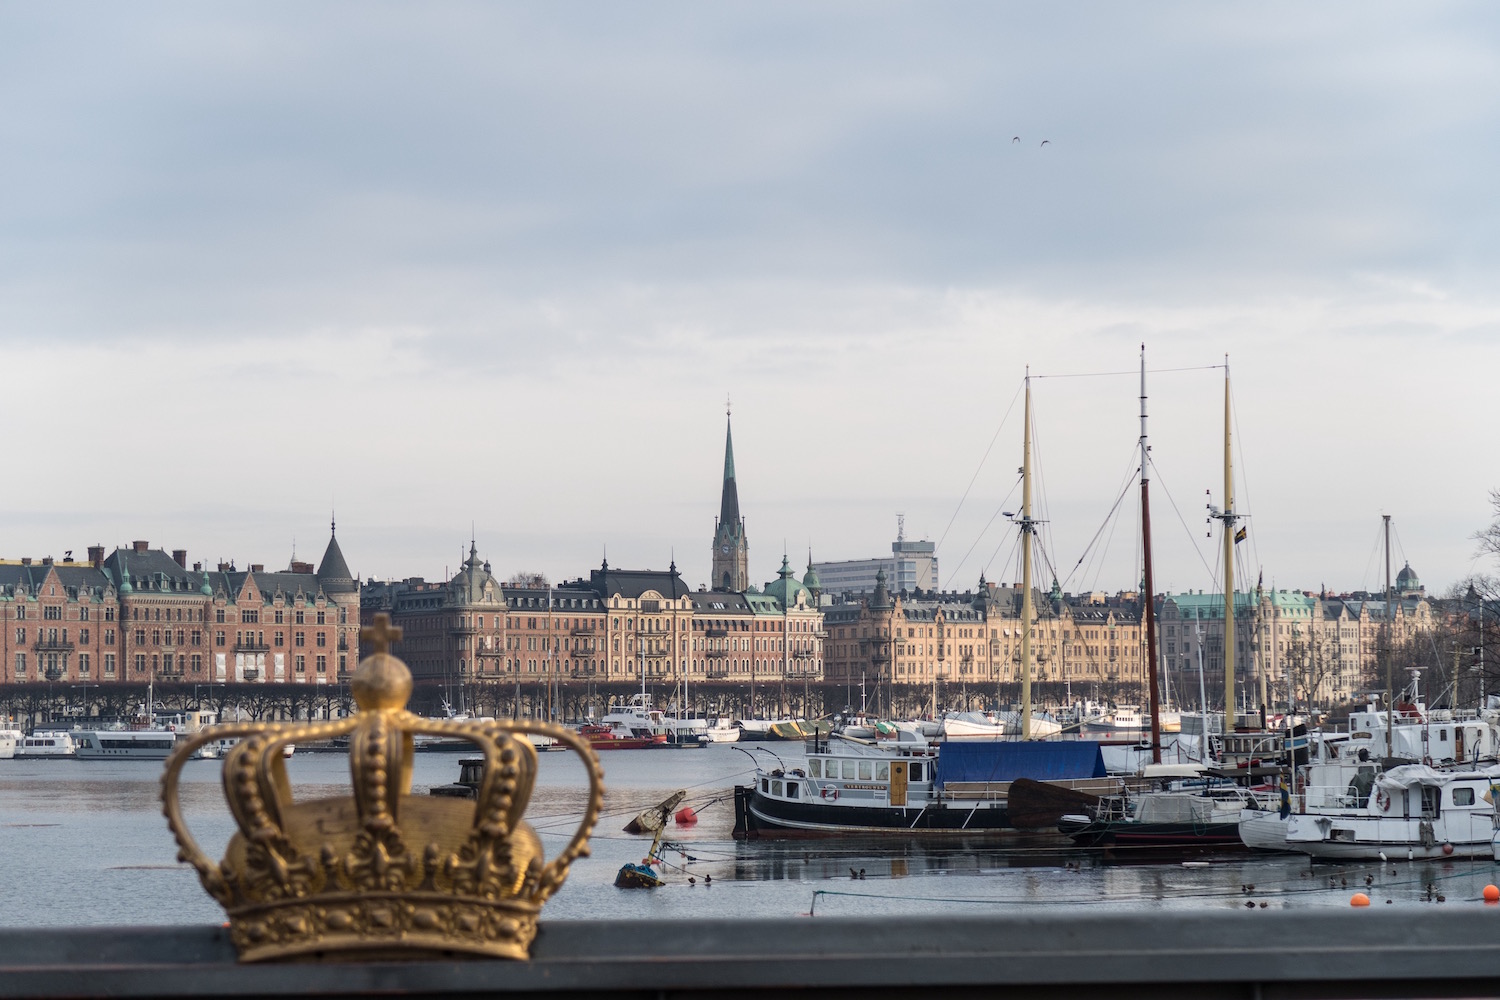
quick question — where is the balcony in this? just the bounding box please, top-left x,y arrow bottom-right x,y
704,669 -> 730,679
705,628 -> 728,638
705,648 -> 728,659
571,627 -> 596,636
235,642 -> 271,653
32,639 -> 75,652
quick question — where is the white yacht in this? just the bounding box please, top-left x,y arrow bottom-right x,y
1284,763 -> 1500,860
15,729 -> 77,758
72,728 -> 177,760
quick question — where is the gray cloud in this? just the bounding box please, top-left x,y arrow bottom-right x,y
0,2 -> 1497,593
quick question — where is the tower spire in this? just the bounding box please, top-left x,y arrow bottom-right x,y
712,405 -> 749,591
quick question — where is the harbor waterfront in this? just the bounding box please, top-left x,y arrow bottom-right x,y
5,744 -> 1500,928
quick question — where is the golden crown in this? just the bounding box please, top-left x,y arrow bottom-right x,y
160,614 -> 603,963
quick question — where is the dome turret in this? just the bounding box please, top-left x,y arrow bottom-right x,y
765,554 -> 810,608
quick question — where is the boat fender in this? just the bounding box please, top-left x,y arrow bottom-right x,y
821,787 -> 838,801
1376,790 -> 1391,812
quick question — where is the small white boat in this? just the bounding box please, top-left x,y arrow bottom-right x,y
940,712 -> 1007,739
15,729 -> 76,758
0,728 -> 18,760
704,718 -> 741,743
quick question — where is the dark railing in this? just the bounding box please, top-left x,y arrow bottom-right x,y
3,911 -> 1499,999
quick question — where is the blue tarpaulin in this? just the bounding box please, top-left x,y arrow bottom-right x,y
935,741 -> 1106,786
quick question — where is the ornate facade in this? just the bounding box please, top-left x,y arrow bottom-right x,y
821,573 -> 1146,698
0,527 -> 360,685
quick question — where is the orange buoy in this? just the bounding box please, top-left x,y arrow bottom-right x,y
1350,893 -> 1370,907
1484,884 -> 1499,903
674,806 -> 698,825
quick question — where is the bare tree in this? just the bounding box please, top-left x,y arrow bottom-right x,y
506,571 -> 549,589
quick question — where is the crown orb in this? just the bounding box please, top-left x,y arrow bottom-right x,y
350,653 -> 413,712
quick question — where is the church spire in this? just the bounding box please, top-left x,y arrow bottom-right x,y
712,403 -> 749,591
718,409 -> 741,530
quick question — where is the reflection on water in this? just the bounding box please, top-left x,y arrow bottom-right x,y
3,746 -> 1498,927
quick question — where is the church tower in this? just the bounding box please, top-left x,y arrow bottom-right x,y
711,410 -> 749,591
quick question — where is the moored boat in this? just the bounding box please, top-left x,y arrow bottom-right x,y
15,729 -> 76,759
734,737 -> 1108,838
72,727 -> 177,760
1285,763 -> 1500,860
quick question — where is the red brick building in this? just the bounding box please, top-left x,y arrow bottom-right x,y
0,527 -> 359,685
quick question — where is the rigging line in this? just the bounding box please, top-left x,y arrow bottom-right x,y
1088,488 -> 1128,595
947,475 -> 1023,588
1029,393 -> 1062,588
1032,364 -> 1225,380
1060,466 -> 1138,592
1228,379 -> 1262,579
982,522 -> 1022,583
1361,519 -> 1385,594
1146,454 -> 1219,588
935,381 -> 1025,557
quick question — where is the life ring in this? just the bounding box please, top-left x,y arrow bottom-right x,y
821,787 -> 839,801
1376,789 -> 1391,812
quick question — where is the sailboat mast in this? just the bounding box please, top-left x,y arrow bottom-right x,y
1221,360 -> 1236,732
1020,371 -> 1034,741
1384,514 -> 1393,753
1140,346 -> 1162,763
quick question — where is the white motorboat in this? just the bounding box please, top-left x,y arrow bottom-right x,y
15,729 -> 76,758
704,718 -> 741,743
1285,763 -> 1500,860
940,712 -> 1007,739
0,728 -> 18,760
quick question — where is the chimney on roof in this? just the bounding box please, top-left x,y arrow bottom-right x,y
88,545 -> 104,569
20,557 -> 31,566
291,560 -> 314,574
250,564 -> 264,573
133,540 -> 149,553
193,562 -> 202,572
41,556 -> 53,566
172,549 -> 187,568
218,561 -> 231,572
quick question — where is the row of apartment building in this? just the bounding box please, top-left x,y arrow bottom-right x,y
0,531 -> 360,686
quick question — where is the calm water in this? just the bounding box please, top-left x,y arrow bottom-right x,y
2,743 -> 1497,926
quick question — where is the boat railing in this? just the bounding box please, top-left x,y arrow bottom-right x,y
1304,787 -> 1368,811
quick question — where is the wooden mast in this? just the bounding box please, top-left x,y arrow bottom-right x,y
1021,371 -> 1034,741
1140,347 -> 1162,763
1221,360 -> 1236,732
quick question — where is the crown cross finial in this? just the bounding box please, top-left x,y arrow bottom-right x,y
360,613 -> 403,655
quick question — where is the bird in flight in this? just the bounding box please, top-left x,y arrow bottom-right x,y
1012,136 -> 1021,143
1040,140 -> 1050,147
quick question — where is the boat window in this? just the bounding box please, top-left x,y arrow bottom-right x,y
876,762 -> 890,781
1455,787 -> 1475,806
842,761 -> 858,779
787,782 -> 799,799
859,761 -> 873,781
809,759 -> 821,778
761,778 -> 770,793
1440,729 -> 1448,742
772,780 -> 783,796
910,763 -> 925,782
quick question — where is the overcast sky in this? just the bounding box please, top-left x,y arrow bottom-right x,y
2,3 -> 1498,597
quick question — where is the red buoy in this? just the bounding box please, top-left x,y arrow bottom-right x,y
674,806 -> 698,825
